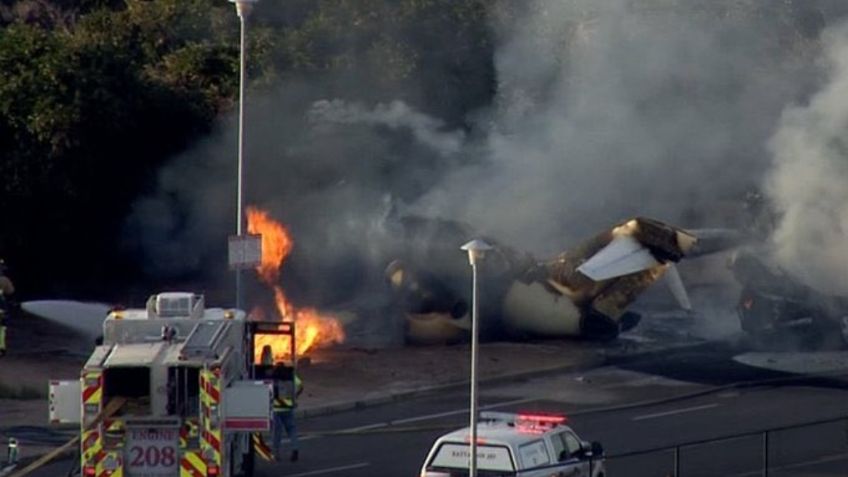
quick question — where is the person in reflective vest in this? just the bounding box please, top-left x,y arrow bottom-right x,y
0,314 -> 6,358
7,437 -> 18,464
271,363 -> 302,462
0,260 -> 14,357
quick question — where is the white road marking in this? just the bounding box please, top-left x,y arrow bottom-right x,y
345,422 -> 385,432
284,462 -> 370,476
632,403 -> 719,421
305,397 -> 537,440
392,397 -> 536,425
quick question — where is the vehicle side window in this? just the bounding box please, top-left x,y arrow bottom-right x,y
563,431 -> 582,457
518,439 -> 550,469
550,433 -> 567,461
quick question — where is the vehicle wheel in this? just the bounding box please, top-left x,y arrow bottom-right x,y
743,332 -> 771,351
816,319 -> 845,350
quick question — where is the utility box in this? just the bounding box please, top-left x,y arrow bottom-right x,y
223,381 -> 273,431
49,379 -> 81,424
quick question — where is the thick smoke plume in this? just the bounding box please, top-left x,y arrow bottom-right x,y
415,0 -> 820,254
766,24 -> 848,295
127,1 -> 836,310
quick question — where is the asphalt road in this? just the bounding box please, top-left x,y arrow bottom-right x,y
16,343 -> 848,476
255,343 -> 848,477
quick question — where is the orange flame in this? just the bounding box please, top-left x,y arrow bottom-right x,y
247,207 -> 293,284
246,206 -> 344,362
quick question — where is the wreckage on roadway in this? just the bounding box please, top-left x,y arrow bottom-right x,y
729,249 -> 848,350
387,216 -> 739,344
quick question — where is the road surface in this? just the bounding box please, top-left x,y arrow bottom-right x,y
16,343 -> 848,476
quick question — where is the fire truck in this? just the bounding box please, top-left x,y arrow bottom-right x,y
48,292 -> 297,477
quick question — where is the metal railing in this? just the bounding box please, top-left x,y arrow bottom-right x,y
605,415 -> 848,476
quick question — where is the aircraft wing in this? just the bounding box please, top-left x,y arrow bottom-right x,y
577,235 -> 661,281
21,300 -> 111,339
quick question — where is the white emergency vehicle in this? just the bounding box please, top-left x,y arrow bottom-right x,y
420,412 -> 605,477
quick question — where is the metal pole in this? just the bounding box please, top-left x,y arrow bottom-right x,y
469,260 -> 479,477
235,6 -> 248,311
460,239 -> 490,477
762,431 -> 769,477
673,446 -> 680,477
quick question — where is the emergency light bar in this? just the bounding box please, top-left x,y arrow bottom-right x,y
478,411 -> 568,428
479,411 -> 516,423
516,412 -> 568,424
515,412 -> 568,434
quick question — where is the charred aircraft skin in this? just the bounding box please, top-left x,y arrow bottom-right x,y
387,216 -> 716,344
535,217 -> 696,339
729,250 -> 848,350
385,259 -> 471,344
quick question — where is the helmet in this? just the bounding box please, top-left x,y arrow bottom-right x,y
260,345 -> 274,366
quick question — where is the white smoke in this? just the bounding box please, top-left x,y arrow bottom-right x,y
308,99 -> 465,158
766,23 -> 848,295
413,0 -> 815,254
126,0 -> 835,306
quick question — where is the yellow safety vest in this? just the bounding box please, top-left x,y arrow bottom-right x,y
273,374 -> 302,411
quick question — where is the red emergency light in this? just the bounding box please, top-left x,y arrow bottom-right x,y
515,412 -> 567,433
516,413 -> 567,424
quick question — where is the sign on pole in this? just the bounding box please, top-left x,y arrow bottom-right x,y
229,234 -> 262,269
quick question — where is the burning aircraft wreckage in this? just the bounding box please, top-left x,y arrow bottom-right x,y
386,216 -> 741,345
22,211 -> 741,355
728,248 -> 848,350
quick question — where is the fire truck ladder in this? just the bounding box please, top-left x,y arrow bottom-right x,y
181,320 -> 231,360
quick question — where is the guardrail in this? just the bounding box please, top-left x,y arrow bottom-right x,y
605,415 -> 848,476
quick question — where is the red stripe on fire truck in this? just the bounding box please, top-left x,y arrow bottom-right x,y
180,451 -> 207,477
82,371 -> 103,405
199,368 -> 222,466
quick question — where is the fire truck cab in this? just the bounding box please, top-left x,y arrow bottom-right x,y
49,292 -> 288,477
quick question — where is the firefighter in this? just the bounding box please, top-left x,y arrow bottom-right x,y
0,260 -> 14,357
271,362 -> 302,462
0,311 -> 5,357
6,437 -> 18,465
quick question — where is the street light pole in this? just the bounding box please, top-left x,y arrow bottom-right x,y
461,239 -> 492,477
229,0 -> 257,310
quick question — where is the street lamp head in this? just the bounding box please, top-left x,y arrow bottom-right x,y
461,239 -> 493,266
229,0 -> 258,19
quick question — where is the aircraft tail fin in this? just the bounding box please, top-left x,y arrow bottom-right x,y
664,264 -> 692,310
